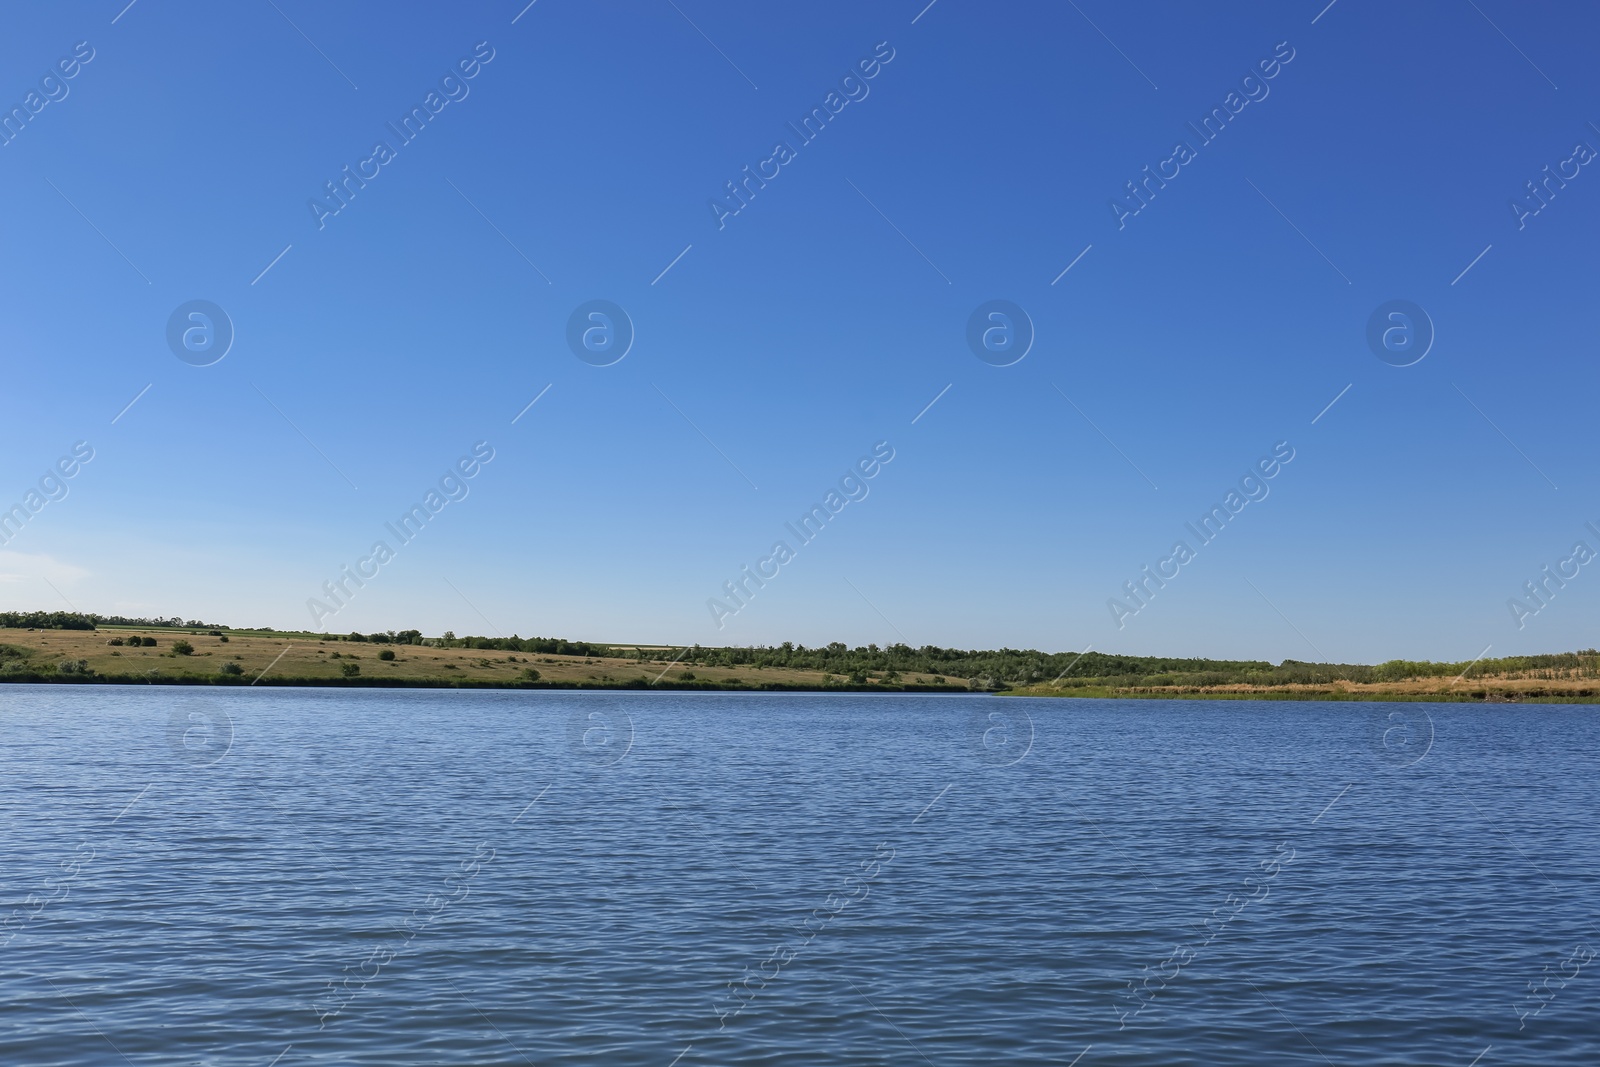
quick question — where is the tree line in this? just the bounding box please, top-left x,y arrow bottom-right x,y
0,612 -> 231,631
0,611 -> 97,630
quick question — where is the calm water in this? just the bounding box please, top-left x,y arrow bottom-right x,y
1,686 -> 1596,1066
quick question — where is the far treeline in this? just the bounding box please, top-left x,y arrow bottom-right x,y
4,611 -> 1595,688
622,644 -> 1600,689
0,611 -> 225,631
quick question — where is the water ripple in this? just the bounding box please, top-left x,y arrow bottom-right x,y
0,687 -> 1596,1065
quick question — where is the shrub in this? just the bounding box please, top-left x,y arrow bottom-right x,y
206,630 -> 223,636
57,659 -> 91,675
108,637 -> 123,646
521,667 -> 540,681
378,649 -> 395,661
678,671 -> 696,681
171,640 -> 194,656
340,662 -> 360,677
142,637 -> 157,647
219,662 -> 243,676
218,635 -> 229,643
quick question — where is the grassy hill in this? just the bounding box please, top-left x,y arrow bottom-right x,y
0,625 -> 970,691
1,612 -> 1596,701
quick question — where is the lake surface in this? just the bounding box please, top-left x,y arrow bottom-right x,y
1,687 -> 1596,1066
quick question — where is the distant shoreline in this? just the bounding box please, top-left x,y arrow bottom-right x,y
1003,686 -> 1597,704
0,672 -> 968,695
3,619 -> 1597,703
2,676 -> 1593,703
2,670 -> 1593,704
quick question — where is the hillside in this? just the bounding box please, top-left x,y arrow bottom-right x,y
0,612 -> 1596,701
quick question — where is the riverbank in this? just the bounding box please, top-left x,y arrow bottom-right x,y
6,623 -> 1598,702
0,626 -> 972,693
1004,680 -> 1600,703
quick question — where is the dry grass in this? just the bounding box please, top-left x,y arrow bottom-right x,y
0,628 -> 968,689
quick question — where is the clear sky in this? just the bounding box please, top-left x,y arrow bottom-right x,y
1,0 -> 1595,663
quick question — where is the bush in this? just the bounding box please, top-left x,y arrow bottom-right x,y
340,662 -> 360,677
378,649 -> 395,661
171,640 -> 194,656
107,637 -> 123,646
57,659 -> 91,675
677,671 -> 695,681
142,637 -> 157,647
219,662 -> 243,676
521,667 -> 541,681
218,635 -> 229,643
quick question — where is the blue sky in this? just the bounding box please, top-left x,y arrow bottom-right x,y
1,0 -> 1595,662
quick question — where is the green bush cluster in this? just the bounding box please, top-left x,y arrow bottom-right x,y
0,611 -> 95,630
